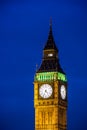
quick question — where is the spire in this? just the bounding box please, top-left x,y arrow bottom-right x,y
49,17 -> 52,31
43,19 -> 58,52
36,20 -> 64,74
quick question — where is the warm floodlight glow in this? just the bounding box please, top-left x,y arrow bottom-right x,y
48,53 -> 53,57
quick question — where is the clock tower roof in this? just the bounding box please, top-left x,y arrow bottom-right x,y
37,20 -> 65,74
43,21 -> 58,52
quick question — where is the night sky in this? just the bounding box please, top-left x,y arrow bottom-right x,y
0,0 -> 87,130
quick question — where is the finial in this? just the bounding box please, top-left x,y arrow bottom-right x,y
36,64 -> 38,72
50,17 -> 52,27
49,17 -> 52,34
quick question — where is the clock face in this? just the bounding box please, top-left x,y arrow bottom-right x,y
39,84 -> 53,99
60,85 -> 66,100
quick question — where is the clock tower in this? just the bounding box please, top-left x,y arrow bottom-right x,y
34,22 -> 67,130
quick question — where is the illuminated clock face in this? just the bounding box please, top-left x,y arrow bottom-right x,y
60,85 -> 66,100
39,84 -> 53,98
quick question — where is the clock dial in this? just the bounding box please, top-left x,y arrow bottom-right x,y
60,85 -> 66,100
39,84 -> 53,98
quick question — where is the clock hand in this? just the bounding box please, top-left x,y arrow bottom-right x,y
45,90 -> 48,95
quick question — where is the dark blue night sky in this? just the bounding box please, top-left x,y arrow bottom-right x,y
0,0 -> 87,130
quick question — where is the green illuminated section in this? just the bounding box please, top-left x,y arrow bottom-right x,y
35,72 -> 67,82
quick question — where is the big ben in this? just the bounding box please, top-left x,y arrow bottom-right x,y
34,21 -> 67,130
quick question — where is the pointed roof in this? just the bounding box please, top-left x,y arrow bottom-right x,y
36,20 -> 65,74
44,19 -> 58,52
37,59 -> 65,73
